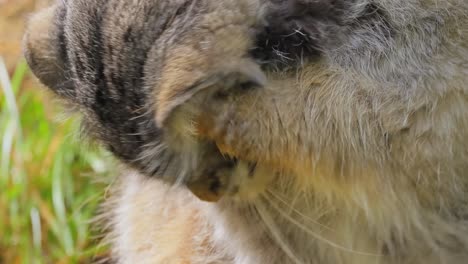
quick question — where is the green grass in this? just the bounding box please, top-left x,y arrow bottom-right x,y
0,57 -> 112,264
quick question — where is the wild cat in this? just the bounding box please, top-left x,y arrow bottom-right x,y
24,0 -> 468,263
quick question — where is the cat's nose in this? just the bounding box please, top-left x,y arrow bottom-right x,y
187,158 -> 237,202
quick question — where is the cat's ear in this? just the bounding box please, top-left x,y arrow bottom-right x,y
155,55 -> 266,128
23,5 -> 75,99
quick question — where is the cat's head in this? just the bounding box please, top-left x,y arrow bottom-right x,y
24,0 -> 468,201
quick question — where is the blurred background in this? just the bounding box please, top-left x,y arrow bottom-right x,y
1,0 -> 112,263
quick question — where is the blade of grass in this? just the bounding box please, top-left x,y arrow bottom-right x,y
1,55 -> 112,263
10,60 -> 28,95
0,57 -> 22,137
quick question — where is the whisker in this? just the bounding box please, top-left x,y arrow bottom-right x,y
265,189 -> 335,232
262,193 -> 383,257
254,198 -> 305,264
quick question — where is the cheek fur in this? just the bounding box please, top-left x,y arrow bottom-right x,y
195,111 -> 308,179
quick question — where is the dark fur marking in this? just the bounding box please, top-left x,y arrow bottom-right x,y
103,0 -> 203,175
54,6 -> 75,97
252,0 -> 393,68
248,162 -> 257,178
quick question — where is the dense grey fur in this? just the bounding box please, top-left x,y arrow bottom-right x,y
24,0 -> 468,263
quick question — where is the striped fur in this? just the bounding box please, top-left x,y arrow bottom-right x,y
24,0 -> 468,263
